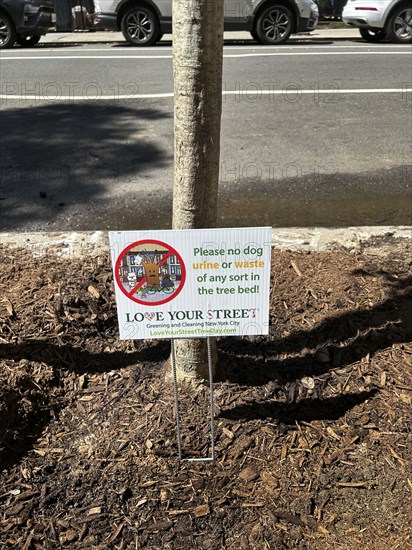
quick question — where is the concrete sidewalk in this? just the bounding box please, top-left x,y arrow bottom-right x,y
1,227 -> 410,258
40,27 -> 361,45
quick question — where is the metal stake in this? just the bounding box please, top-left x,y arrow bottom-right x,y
171,338 -> 215,462
170,338 -> 182,460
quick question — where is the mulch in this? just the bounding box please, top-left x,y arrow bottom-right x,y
0,235 -> 411,549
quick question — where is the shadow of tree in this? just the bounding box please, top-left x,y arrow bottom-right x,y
0,268 -> 410,466
218,165 -> 412,228
0,338 -> 169,373
271,272 -> 411,355
0,102 -> 170,230
0,339 -> 170,468
215,270 -> 410,426
218,390 -> 378,423
216,271 -> 412,387
0,271 -> 409,383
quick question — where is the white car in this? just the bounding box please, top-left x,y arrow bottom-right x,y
342,0 -> 412,43
95,0 -> 319,46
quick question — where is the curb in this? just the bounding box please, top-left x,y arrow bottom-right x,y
39,29 -> 360,45
1,227 -> 410,258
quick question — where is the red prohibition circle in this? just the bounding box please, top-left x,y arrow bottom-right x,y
115,239 -> 186,306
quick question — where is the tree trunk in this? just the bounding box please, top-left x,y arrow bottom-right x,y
172,0 -> 224,379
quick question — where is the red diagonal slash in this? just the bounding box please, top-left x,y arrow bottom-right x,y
126,250 -> 173,298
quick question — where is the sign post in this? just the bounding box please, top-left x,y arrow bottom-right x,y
170,336 -> 216,461
109,227 -> 272,460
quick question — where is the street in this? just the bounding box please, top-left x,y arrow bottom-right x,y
0,32 -> 411,231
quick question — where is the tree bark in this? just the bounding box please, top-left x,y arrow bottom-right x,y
172,0 -> 224,379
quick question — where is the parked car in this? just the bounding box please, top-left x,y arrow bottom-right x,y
342,0 -> 412,43
315,0 -> 348,20
0,0 -> 56,48
95,0 -> 319,46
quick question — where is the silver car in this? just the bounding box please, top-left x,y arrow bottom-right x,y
95,0 -> 319,46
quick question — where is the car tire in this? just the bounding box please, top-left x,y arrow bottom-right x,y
255,4 -> 294,45
121,6 -> 159,46
0,12 -> 17,49
385,5 -> 412,43
16,35 -> 41,47
250,29 -> 259,42
359,28 -> 386,42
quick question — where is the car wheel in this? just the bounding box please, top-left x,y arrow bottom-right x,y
250,29 -> 259,42
0,12 -> 17,49
385,5 -> 412,43
255,5 -> 294,45
359,28 -> 386,42
16,35 -> 41,47
121,6 -> 159,46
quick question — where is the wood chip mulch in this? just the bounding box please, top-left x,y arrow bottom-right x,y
0,235 -> 411,549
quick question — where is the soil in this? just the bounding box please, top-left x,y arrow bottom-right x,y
0,235 -> 411,549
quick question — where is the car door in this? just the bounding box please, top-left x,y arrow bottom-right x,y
224,0 -> 255,23
155,0 -> 172,18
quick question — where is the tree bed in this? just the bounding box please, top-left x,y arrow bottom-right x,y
0,236 -> 411,549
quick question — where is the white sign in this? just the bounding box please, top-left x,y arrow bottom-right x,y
109,227 -> 272,340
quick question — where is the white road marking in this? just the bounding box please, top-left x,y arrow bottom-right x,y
0,51 -> 410,60
224,51 -> 411,57
2,45 -> 409,53
1,88 -> 409,101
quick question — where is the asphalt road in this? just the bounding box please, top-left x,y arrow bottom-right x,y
0,35 -> 411,231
